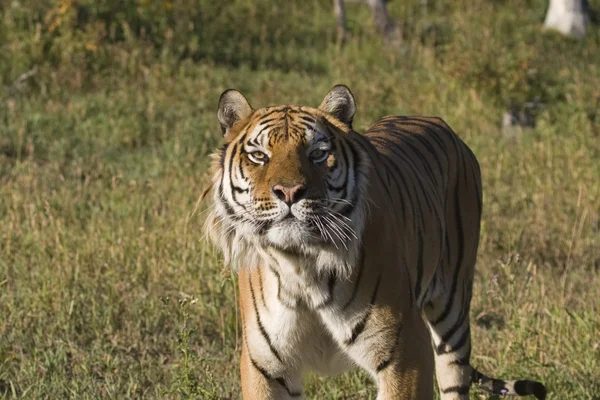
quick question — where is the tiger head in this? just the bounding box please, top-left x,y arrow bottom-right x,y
206,85 -> 369,271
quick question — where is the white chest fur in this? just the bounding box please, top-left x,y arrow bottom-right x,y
268,250 -> 335,308
248,249 -> 373,375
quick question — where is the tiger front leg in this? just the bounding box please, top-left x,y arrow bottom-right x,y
238,267 -> 306,399
338,306 -> 435,400
374,315 -> 435,400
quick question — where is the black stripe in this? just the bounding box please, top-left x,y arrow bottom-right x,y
472,370 -> 546,399
255,125 -> 272,141
314,273 -> 337,309
257,108 -> 284,119
218,184 -> 237,217
249,356 -> 273,381
248,275 -> 283,362
380,168 -> 393,192
368,137 -> 421,211
354,138 -> 418,306
227,143 -> 248,209
342,249 -> 366,310
441,385 -> 470,394
327,182 -> 346,192
368,136 -> 439,201
275,378 -> 302,397
370,135 -> 439,244
376,357 -> 394,373
449,358 -> 470,366
348,135 -> 396,212
257,267 -> 268,310
367,159 -> 415,304
414,119 -> 466,173
248,356 -> 301,397
437,326 -> 470,355
409,117 -> 449,132
449,333 -> 472,366
259,117 -> 278,124
295,120 -> 314,131
335,139 -> 351,199
375,322 -> 403,373
326,139 -> 345,186
514,380 -> 547,399
232,184 -> 248,194
431,182 -> 466,326
378,157 -> 408,222
389,120 -> 449,149
463,145 -> 483,220
345,274 -> 381,345
408,133 -> 445,173
453,325 -> 471,352
336,136 -> 365,216
250,356 -> 270,376
288,126 -> 304,141
266,264 -> 297,310
248,133 -> 263,148
414,230 -> 424,304
396,136 -> 440,187
439,289 -> 470,346
218,144 -> 228,170
391,120 -> 456,170
237,152 -> 247,180
282,112 -> 289,140
299,115 -> 316,124
423,126 -> 447,151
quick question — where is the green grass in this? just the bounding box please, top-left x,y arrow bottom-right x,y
0,0 -> 598,398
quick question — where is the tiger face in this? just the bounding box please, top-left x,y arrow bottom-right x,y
209,85 -> 368,263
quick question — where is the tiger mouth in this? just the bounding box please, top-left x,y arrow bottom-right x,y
282,212 -> 296,221
261,216 -> 320,237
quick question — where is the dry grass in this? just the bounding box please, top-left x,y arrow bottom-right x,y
0,0 -> 598,398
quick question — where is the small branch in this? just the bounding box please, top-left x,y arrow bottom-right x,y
8,66 -> 38,96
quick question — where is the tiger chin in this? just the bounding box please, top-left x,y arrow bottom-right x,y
204,85 -> 547,400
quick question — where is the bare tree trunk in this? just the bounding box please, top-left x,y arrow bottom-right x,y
366,0 -> 399,41
333,0 -> 400,44
333,0 -> 349,46
544,0 -> 589,39
421,0 -> 429,18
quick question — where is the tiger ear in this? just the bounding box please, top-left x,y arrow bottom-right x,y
217,89 -> 253,136
318,84 -> 356,126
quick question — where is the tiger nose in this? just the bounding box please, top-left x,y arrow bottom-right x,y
272,183 -> 307,206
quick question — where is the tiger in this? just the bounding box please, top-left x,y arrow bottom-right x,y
204,84 -> 547,399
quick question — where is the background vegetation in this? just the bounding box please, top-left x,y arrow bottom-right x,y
0,0 -> 598,398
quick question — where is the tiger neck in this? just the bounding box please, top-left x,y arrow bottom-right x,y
262,241 -> 361,309
265,240 -> 360,274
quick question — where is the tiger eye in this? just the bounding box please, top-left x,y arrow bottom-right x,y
248,151 -> 269,164
310,149 -> 329,163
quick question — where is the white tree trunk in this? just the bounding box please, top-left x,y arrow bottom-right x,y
544,0 -> 589,39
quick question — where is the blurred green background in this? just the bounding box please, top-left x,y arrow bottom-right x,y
0,0 -> 598,398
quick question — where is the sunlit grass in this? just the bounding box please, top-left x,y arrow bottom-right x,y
0,0 -> 598,398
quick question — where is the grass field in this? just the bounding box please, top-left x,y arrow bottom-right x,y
0,0 -> 599,398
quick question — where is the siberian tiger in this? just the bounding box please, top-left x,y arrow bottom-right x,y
205,85 -> 546,399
